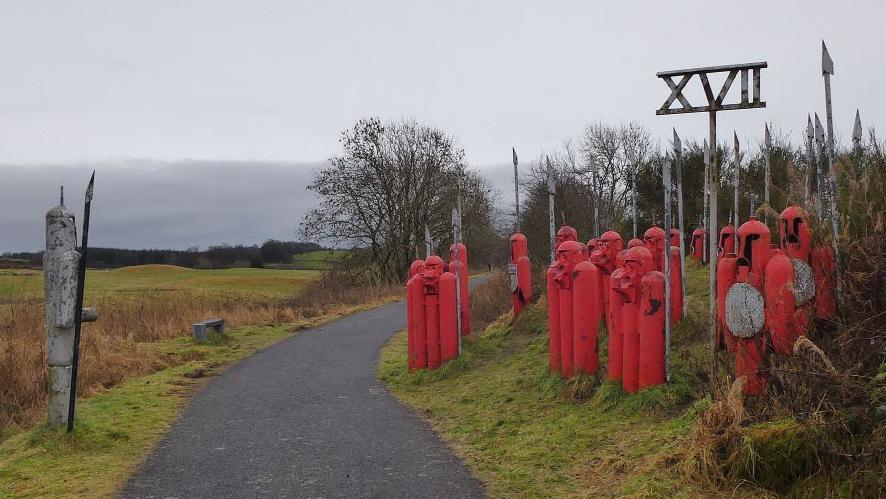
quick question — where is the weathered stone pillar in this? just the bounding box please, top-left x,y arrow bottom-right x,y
44,200 -> 80,428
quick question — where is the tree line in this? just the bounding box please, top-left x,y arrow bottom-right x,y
302,117 -> 884,283
517,122 -> 885,260
2,240 -> 324,269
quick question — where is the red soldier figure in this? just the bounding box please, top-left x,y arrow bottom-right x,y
590,230 -> 624,380
611,246 -> 652,393
643,226 -> 666,272
725,218 -> 771,395
556,225 -> 579,249
509,233 -> 531,318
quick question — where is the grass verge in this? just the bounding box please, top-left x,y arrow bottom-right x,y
377,261 -> 748,498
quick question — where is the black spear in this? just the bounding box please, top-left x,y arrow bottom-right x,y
67,171 -> 94,433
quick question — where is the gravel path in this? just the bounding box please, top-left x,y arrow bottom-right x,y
122,290 -> 486,498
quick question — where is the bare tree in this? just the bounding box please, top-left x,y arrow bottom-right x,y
301,117 -> 498,283
578,122 -> 654,233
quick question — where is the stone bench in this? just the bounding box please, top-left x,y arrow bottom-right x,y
192,318 -> 225,342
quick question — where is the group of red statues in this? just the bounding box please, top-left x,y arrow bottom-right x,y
543,225 -> 684,393
406,243 -> 472,371
716,206 -> 837,395
406,204 -> 836,396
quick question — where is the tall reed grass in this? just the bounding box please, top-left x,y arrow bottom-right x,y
0,272 -> 402,432
680,148 -> 886,495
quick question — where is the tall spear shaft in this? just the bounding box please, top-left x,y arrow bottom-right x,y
764,124 -> 771,217
662,158 -> 672,381
424,225 -> 431,258
814,113 -> 827,221
733,131 -> 740,252
702,140 -> 710,265
805,115 -> 814,204
631,161 -> 638,239
512,148 -> 520,232
547,156 -> 556,264
707,113 -> 718,380
852,110 -> 863,169
673,129 -> 687,317
67,171 -> 94,433
821,41 -> 844,306
452,205 -> 462,350
590,156 -> 599,236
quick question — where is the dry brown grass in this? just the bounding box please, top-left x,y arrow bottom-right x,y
680,149 -> 886,496
0,270 -> 402,433
468,271 -> 512,332
283,269 -> 403,317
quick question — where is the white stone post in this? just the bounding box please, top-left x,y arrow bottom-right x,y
44,200 -> 80,428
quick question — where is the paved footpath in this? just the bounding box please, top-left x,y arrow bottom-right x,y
122,289 -> 486,498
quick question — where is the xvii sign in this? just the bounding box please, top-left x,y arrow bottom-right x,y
656,62 -> 767,115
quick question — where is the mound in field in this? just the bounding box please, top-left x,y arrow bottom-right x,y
112,264 -> 191,273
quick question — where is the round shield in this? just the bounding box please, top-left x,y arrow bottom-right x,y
791,258 -> 815,305
507,264 -> 519,293
726,283 -> 765,338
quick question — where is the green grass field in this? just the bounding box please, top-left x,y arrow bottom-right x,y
0,264 -> 319,301
378,260 -> 722,498
287,250 -> 347,270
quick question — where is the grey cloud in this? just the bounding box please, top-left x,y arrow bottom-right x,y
0,161 -> 323,253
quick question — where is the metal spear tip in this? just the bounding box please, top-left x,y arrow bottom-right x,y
852,110 -> 862,143
512,147 -> 518,166
764,124 -> 771,148
733,131 -> 739,150
821,40 -> 834,75
807,114 -> 814,136
672,128 -> 681,152
814,113 -> 825,141
85,171 -> 95,203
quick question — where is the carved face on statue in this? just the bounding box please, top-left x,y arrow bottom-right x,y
613,246 -> 652,303
555,226 -> 578,248
690,228 -> 705,257
669,228 -> 680,249
643,226 -> 665,251
554,240 -> 583,287
779,206 -> 812,261
423,255 -> 444,277
718,224 -> 736,257
590,230 -> 623,274
643,226 -> 666,271
409,259 -> 425,279
736,218 -> 771,287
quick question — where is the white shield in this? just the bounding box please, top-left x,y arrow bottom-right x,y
508,263 -> 518,293
726,283 -> 765,338
791,259 -> 815,306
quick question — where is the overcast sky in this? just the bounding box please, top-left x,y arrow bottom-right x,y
2,1 -> 883,252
